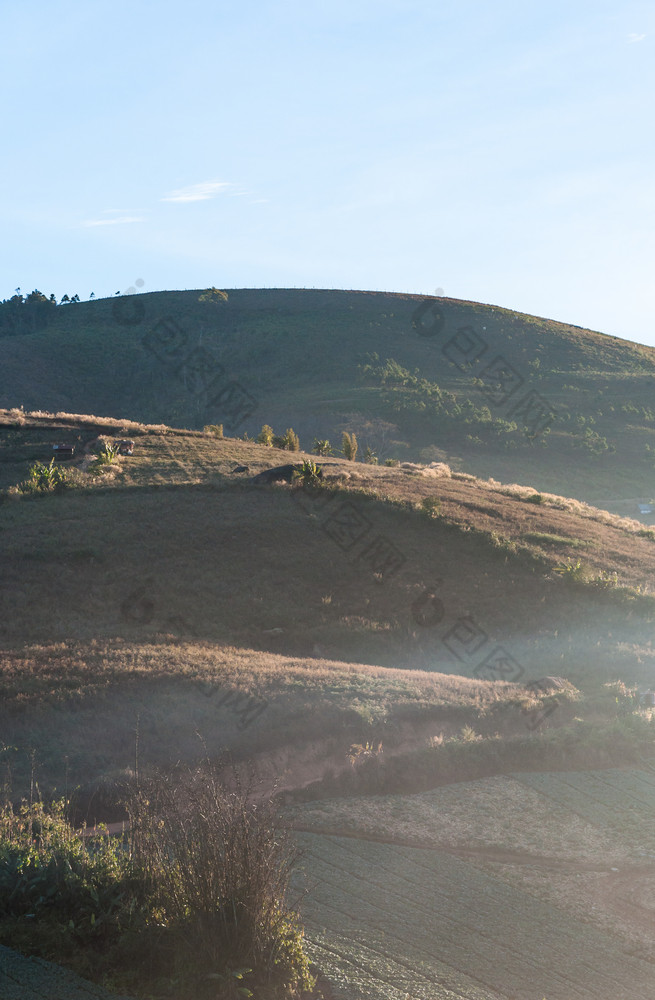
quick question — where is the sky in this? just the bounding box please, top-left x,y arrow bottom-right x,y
2,0 -> 654,345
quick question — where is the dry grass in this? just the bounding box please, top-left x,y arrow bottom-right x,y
1,417 -> 654,679
0,638 -> 517,709
0,407 -> 176,435
0,638 -> 532,805
2,413 -> 655,816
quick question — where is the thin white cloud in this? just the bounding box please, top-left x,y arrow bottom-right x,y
161,180 -> 231,203
82,215 -> 144,227
627,32 -> 646,42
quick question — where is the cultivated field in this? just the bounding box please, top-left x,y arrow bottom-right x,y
291,767 -> 655,999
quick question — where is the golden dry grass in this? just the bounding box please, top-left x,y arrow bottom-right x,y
0,638 -> 523,802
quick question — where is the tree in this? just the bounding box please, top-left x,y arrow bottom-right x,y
257,424 -> 275,446
273,428 -> 300,451
281,428 -> 300,451
198,287 -> 228,305
342,431 -> 358,461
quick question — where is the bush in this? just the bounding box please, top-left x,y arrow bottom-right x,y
17,458 -> 77,495
342,431 -> 358,461
273,428 -> 300,452
312,438 -> 332,456
88,442 -> 118,474
204,424 -> 224,438
553,559 -> 589,583
0,798 -> 148,981
292,460 -> 324,488
1,770 -> 315,998
420,496 -> 441,518
257,424 -> 275,446
129,766 -> 315,996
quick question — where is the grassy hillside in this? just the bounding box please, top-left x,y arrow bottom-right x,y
3,410 -> 655,999
2,410 -> 654,672
1,288 -> 655,508
1,410 -> 655,801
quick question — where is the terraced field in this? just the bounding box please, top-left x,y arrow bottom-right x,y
293,768 -> 655,999
513,768 -> 655,841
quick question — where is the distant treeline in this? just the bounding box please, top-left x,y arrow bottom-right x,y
0,289 -> 81,336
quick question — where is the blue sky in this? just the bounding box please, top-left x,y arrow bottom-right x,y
3,1 -> 654,344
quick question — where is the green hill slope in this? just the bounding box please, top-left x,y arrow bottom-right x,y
1,289 -> 655,508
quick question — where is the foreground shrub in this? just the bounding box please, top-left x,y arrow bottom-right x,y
0,798 -> 147,982
1,769 -> 315,998
128,767 -> 315,996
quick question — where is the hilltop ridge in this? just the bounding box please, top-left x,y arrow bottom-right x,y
1,288 -> 654,508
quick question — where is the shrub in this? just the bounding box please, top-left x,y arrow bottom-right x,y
342,431 -> 358,461
198,287 -> 228,305
257,424 -> 275,446
89,442 -> 118,474
0,797 -> 148,980
292,460 -> 324,488
204,424 -> 224,438
312,438 -> 332,456
384,458 -> 399,467
17,458 -> 76,495
363,446 -> 378,465
129,767 -> 315,995
273,428 -> 300,451
1,771 -> 315,998
420,496 -> 441,518
553,559 -> 589,583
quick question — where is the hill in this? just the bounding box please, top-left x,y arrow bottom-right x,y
2,409 -> 654,671
3,410 -> 655,998
1,288 -> 655,511
1,409 -> 654,799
